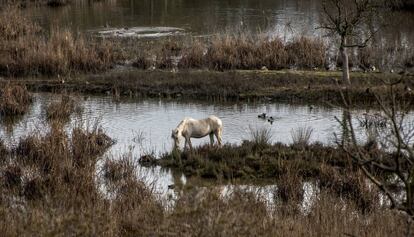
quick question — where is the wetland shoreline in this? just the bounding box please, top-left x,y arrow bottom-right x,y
1,2 -> 414,235
7,69 -> 412,106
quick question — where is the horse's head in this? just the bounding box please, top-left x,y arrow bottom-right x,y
171,129 -> 180,149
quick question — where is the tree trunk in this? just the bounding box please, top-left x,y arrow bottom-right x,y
341,110 -> 352,147
340,36 -> 351,85
340,45 -> 351,85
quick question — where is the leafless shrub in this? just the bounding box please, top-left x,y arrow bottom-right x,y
335,76 -> 414,218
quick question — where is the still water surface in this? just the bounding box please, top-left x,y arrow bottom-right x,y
0,93 -> 383,204
25,0 -> 413,43
11,0 -> 412,205
1,93 -> 352,155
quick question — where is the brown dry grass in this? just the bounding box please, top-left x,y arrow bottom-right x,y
136,34 -> 327,71
45,94 -> 82,122
0,122 -> 410,236
0,83 -> 32,115
286,37 -> 327,69
0,6 -> 124,77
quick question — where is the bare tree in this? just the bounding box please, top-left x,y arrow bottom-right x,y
318,0 -> 381,85
335,76 -> 414,217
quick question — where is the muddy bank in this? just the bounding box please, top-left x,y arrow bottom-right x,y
8,69 -> 412,105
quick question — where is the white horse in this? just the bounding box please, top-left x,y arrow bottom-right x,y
171,115 -> 223,150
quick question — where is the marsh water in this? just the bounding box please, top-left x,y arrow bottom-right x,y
0,93 -> 374,201
1,93 -> 358,154
11,0 -> 413,205
25,0 -> 414,43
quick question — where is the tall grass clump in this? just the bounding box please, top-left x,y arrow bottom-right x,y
135,34 -> 327,71
0,83 -> 32,115
178,39 -> 206,69
103,156 -> 136,184
0,6 -> 123,77
45,94 -> 82,122
249,126 -> 272,150
9,122 -> 113,206
155,40 -> 182,69
0,6 -> 41,40
71,122 -> 114,160
256,38 -> 288,69
206,35 -> 258,70
285,37 -> 327,68
0,121 -> 166,235
291,126 -> 314,147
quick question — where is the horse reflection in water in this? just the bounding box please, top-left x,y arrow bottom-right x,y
171,115 -> 223,150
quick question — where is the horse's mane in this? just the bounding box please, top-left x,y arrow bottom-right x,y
176,117 -> 190,132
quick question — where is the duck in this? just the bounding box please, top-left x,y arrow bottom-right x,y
258,113 -> 267,119
267,116 -> 275,124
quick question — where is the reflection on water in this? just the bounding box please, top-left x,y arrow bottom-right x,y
26,0 -> 320,37
95,26 -> 186,38
0,93 -> 381,203
0,93 -> 352,155
25,0 -> 413,44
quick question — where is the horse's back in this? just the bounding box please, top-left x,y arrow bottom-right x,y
181,115 -> 222,131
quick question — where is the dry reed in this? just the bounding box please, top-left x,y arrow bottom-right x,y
0,83 -> 32,115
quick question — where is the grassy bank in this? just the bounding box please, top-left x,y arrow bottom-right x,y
156,140 -> 402,207
14,69 -> 412,105
157,142 -> 355,180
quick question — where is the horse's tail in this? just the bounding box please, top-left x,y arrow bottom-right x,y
217,119 -> 223,146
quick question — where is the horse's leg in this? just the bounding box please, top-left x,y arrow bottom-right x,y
188,138 -> 193,150
215,127 -> 223,147
184,137 -> 188,151
209,133 -> 215,146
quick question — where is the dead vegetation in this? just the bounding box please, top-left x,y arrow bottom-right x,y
156,129 -> 411,214
45,94 -> 82,122
0,83 -> 32,115
0,118 -> 410,235
24,68 -> 411,107
132,33 -> 413,73
0,5 -> 124,77
134,35 -> 327,71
